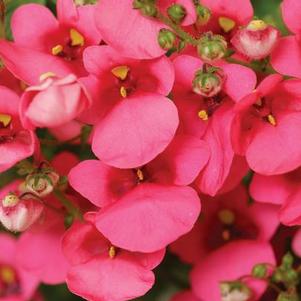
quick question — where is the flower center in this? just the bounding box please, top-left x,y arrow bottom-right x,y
111,65 -> 135,98
51,28 -> 85,61
253,98 -> 277,126
0,265 -> 21,298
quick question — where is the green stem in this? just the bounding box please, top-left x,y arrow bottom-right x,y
156,11 -> 199,46
54,189 -> 83,220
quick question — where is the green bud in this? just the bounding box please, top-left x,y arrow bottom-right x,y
133,0 -> 157,17
196,5 -> 211,26
158,29 -> 176,50
167,4 -> 186,23
252,264 -> 268,279
283,270 -> 299,285
272,270 -> 283,283
282,253 -> 294,269
277,292 -> 299,301
197,32 -> 227,61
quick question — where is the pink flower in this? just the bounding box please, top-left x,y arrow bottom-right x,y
232,75 -> 301,175
292,228 -> 301,257
0,182 -> 44,233
94,0 -> 196,60
0,86 -> 36,173
191,240 -> 276,301
20,74 -> 91,129
271,0 -> 301,78
62,216 -> 165,301
69,135 -> 206,252
171,185 -> 279,264
172,54 -> 256,195
0,233 -> 39,300
80,45 -> 179,168
231,20 -> 279,60
0,0 -> 101,84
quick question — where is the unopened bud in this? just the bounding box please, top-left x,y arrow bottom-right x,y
231,19 -> 279,60
2,193 -> 19,207
193,65 -> 224,97
196,5 -> 211,26
277,292 -> 299,301
282,252 -> 294,269
133,0 -> 157,17
25,172 -> 59,197
0,194 -> 44,232
220,281 -> 252,301
167,4 -> 186,23
158,29 -> 176,50
252,264 -> 268,279
197,32 -> 227,61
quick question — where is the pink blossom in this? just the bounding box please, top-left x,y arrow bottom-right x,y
0,0 -> 101,84
0,233 -> 39,300
20,74 -> 91,129
0,86 -> 36,173
171,185 -> 279,264
63,216 -> 165,301
80,45 -> 179,168
232,75 -> 301,175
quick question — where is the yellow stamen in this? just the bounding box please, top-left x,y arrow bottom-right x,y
52,44 -> 63,56
0,113 -> 12,128
247,20 -> 267,31
218,209 -> 235,225
120,86 -> 127,98
19,81 -> 28,91
267,114 -> 276,126
0,266 -> 16,284
109,246 -> 116,259
198,110 -> 209,121
218,17 -> 236,33
222,230 -> 231,241
39,72 -> 56,82
2,193 -> 19,207
136,169 -> 144,181
111,65 -> 130,81
70,28 -> 85,47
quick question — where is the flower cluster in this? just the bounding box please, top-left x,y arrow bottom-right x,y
0,0 -> 301,300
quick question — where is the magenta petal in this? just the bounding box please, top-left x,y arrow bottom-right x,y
222,63 -> 257,102
95,184 -> 201,252
279,189 -> 301,226
281,0 -> 301,34
92,93 -> 179,168
191,241 -> 275,301
94,0 -> 166,59
0,41 -> 74,85
271,36 -> 301,78
66,255 -> 155,301
68,160 -> 135,207
292,228 -> 301,257
11,4 -> 58,51
149,135 -> 210,185
246,111 -> 301,175
56,0 -> 78,24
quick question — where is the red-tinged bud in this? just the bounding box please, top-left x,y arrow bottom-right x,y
196,4 -> 211,26
231,20 -> 279,60
193,65 -> 224,97
0,193 -> 44,232
25,171 -> 59,197
167,4 -> 186,24
158,29 -> 176,50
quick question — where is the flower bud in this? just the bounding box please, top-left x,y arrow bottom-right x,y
197,32 -> 227,61
277,292 -> 299,301
193,65 -> 224,97
167,4 -> 186,23
252,263 -> 268,279
231,19 -> 279,60
220,281 -> 252,301
133,0 -> 157,17
196,5 -> 211,26
0,193 -> 44,232
158,29 -> 176,50
282,252 -> 294,269
25,171 -> 59,197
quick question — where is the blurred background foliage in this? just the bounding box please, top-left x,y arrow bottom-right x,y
0,0 -> 290,300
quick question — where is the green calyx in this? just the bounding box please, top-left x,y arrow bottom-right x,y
252,264 -> 268,279
167,4 -> 186,23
